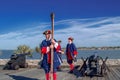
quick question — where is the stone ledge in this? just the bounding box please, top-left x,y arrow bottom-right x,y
0,59 -> 120,67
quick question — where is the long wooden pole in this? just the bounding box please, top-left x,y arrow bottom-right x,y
50,12 -> 54,80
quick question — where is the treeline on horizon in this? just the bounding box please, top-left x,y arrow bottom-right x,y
62,46 -> 120,50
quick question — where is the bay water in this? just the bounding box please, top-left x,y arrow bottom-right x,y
0,50 -> 120,59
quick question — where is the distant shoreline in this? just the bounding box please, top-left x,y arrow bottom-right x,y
62,46 -> 120,50
1,46 -> 120,51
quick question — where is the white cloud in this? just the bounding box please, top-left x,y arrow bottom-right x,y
0,16 -> 120,49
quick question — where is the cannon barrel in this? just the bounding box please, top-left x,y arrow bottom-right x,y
17,52 -> 31,56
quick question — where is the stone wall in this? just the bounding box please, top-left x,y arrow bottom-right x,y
0,59 -> 120,67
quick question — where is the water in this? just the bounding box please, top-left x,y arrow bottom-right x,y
0,50 -> 40,59
0,50 -> 120,59
76,50 -> 120,59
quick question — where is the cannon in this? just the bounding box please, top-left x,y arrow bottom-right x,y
79,54 -> 110,77
3,52 -> 30,70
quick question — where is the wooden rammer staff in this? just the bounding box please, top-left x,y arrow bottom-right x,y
50,12 -> 54,80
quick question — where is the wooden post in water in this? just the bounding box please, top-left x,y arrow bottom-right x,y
50,12 -> 54,80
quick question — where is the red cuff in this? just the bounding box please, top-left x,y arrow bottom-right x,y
73,51 -> 78,55
41,47 -> 47,54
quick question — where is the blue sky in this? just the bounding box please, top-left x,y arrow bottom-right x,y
0,0 -> 120,49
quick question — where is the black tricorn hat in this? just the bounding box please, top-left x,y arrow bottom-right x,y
68,37 -> 74,41
58,40 -> 62,43
43,30 -> 51,35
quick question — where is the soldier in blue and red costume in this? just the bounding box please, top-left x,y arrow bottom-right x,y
40,30 -> 61,80
66,37 -> 78,73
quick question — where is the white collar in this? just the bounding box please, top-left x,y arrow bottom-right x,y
46,38 -> 51,41
68,42 -> 72,44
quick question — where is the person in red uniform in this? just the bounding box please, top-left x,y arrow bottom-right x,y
57,40 -> 64,71
40,30 -> 61,80
66,37 -> 78,73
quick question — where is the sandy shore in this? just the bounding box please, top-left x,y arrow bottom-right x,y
0,59 -> 120,67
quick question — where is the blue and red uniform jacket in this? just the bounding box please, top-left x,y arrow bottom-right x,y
66,43 -> 78,60
40,39 -> 61,70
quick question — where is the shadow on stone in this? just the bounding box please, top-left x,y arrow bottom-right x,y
7,74 -> 39,80
72,65 -> 82,78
